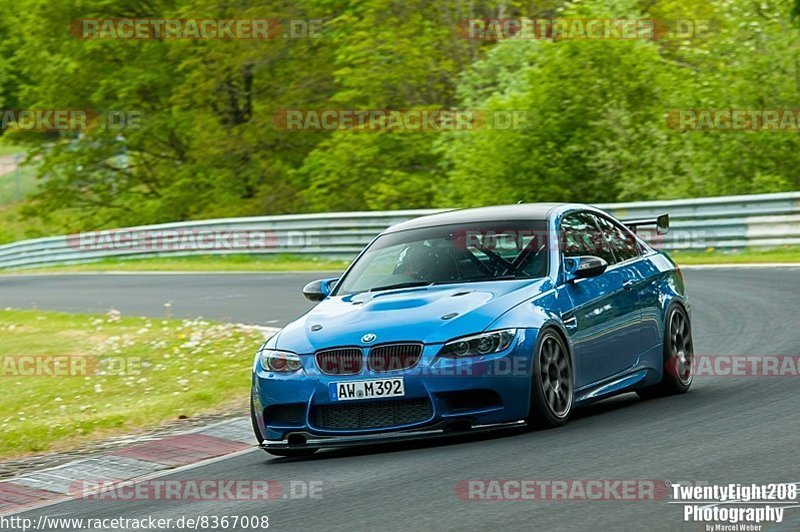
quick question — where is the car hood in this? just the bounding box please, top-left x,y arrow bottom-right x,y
274,278 -> 552,353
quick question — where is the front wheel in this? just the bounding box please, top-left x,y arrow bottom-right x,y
527,329 -> 573,429
637,304 -> 694,398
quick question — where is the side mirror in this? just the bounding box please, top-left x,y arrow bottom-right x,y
302,278 -> 339,302
564,256 -> 608,283
656,214 -> 669,235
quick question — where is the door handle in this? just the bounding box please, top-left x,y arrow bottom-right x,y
623,280 -> 635,291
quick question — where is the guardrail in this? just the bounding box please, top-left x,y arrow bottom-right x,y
0,192 -> 798,270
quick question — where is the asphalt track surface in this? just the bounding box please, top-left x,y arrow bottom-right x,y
6,267 -> 800,531
0,272 -> 331,326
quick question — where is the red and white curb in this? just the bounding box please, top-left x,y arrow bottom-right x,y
0,416 -> 255,515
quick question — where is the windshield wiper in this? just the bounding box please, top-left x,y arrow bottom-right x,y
436,275 -> 535,285
368,281 -> 433,293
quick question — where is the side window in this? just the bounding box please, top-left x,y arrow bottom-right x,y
593,215 -> 641,263
560,212 -> 616,265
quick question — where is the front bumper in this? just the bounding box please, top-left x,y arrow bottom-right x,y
252,330 -> 537,447
259,420 -> 527,450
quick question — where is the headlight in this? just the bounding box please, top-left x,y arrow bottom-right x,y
259,349 -> 303,372
440,329 -> 517,358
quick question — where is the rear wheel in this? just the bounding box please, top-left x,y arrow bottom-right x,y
527,329 -> 573,428
637,304 -> 694,398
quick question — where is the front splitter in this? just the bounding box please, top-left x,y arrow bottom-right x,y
259,420 -> 527,450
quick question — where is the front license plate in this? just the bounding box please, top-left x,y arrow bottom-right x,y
330,378 -> 405,401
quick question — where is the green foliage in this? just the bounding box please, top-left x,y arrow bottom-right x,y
0,0 -> 799,235
297,131 -> 443,211
3,0 -> 339,229
440,0 -> 800,205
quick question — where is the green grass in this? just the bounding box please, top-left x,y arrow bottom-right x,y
0,309 -> 266,459
667,246 -> 800,265
3,253 -> 350,273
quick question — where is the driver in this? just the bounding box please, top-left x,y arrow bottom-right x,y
394,242 -> 440,280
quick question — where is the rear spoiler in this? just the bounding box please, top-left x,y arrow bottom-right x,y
622,213 -> 669,235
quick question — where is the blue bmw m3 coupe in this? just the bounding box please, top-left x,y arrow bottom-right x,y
251,203 -> 693,456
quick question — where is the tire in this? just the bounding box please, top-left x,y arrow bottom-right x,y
527,328 -> 573,428
637,303 -> 694,399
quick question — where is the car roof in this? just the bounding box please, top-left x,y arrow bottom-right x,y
384,203 -> 572,233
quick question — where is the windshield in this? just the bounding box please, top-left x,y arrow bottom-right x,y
334,220 -> 549,296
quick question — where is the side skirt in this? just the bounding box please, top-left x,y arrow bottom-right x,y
573,369 -> 653,406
